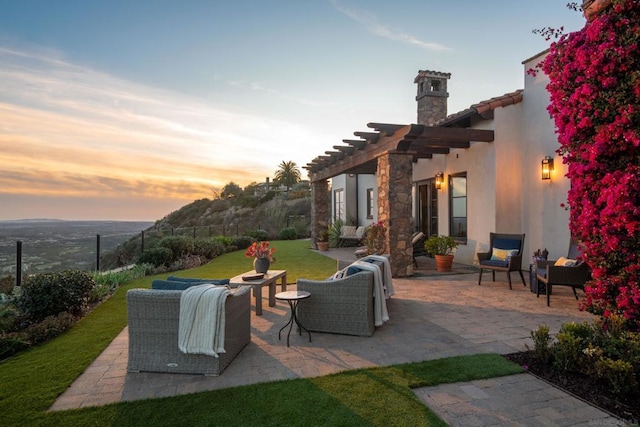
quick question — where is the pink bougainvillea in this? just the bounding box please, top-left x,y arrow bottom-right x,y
542,0 -> 640,330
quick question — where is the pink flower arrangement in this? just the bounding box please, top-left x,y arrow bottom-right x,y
245,241 -> 276,262
540,0 -> 640,330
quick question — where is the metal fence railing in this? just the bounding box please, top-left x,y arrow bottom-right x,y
0,216 -> 309,286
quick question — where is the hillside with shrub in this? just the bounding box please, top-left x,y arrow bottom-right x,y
100,183 -> 312,271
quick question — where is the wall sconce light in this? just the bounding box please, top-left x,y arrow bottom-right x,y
435,172 -> 444,189
541,156 -> 554,180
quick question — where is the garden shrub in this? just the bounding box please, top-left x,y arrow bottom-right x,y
528,324 -> 553,364
138,247 -> 172,267
17,270 -> 94,322
211,235 -> 234,247
170,254 -> 203,271
192,238 -> 226,259
278,227 -> 298,240
0,303 -> 22,333
159,236 -> 194,261
232,236 -> 254,250
552,330 -> 584,374
22,312 -> 75,345
595,357 -> 638,396
247,229 -> 268,241
328,218 -> 344,248
0,333 -> 29,360
0,275 -> 13,294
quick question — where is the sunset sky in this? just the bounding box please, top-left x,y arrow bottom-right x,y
0,1 -> 585,221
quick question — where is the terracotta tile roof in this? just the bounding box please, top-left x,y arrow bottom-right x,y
435,89 -> 524,127
472,90 -> 523,114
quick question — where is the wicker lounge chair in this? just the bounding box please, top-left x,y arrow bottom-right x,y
536,239 -> 590,306
297,271 -> 375,337
412,231 -> 429,267
126,286 -> 251,375
477,233 -> 527,289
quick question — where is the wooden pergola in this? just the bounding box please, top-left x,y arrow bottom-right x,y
305,122 -> 494,277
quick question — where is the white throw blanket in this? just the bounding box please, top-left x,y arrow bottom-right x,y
178,284 -> 231,357
361,255 -> 394,298
351,260 -> 389,327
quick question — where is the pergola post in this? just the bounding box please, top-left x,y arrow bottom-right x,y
377,151 -> 414,277
311,179 -> 329,249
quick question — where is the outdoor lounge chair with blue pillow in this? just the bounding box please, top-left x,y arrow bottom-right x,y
536,239 -> 590,306
477,233 -> 526,290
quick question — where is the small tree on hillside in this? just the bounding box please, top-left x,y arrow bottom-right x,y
274,160 -> 301,192
221,182 -> 242,199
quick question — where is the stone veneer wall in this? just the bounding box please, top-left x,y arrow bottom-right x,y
311,179 -> 329,249
377,151 -> 414,277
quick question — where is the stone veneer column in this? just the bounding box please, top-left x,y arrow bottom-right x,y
377,151 -> 414,277
311,179 -> 329,249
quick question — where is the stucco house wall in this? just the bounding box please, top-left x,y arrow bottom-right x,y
521,52 -> 572,260
330,50 -> 573,269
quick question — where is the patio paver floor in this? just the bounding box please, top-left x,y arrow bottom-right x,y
49,250 -> 626,425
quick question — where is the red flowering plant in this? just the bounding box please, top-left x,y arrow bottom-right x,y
540,0 -> 640,330
245,241 -> 276,262
364,221 -> 387,255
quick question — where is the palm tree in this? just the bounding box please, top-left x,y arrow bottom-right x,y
274,160 -> 301,192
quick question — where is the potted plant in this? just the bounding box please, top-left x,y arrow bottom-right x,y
245,241 -> 276,273
316,229 -> 329,251
424,235 -> 458,272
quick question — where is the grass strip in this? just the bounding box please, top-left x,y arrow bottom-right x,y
43,354 -> 522,426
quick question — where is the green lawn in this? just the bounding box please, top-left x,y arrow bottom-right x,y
0,240 -> 523,426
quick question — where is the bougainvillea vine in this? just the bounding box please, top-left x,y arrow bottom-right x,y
541,0 -> 640,330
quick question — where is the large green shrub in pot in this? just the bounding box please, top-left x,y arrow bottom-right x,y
17,270 -> 95,322
424,235 -> 458,256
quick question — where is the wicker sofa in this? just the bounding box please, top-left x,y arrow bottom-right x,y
126,285 -> 251,375
297,271 -> 375,337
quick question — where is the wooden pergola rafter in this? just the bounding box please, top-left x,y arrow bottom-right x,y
305,122 -> 495,181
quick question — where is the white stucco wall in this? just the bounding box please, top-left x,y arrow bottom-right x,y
332,174 -> 378,226
521,52 -> 572,260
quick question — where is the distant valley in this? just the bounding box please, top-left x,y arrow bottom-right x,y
0,219 -> 153,276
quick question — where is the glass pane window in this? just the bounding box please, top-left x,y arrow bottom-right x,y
449,174 -> 467,240
334,189 -> 344,221
366,188 -> 374,219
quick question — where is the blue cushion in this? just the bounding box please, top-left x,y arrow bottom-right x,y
492,238 -> 520,250
169,277 -> 230,285
480,260 -> 509,268
345,266 -> 364,276
151,279 -> 229,290
166,276 -> 230,285
536,268 -> 547,278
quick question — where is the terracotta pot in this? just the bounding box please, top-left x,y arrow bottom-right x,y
253,257 -> 270,273
316,241 -> 329,251
434,254 -> 454,272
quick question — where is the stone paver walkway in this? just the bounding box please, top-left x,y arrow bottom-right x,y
49,252 -> 628,425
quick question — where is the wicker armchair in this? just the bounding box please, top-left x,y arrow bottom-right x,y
127,286 -> 251,375
536,240 -> 590,306
477,233 -> 526,289
297,271 -> 375,337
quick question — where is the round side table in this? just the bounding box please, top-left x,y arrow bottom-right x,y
275,290 -> 311,347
